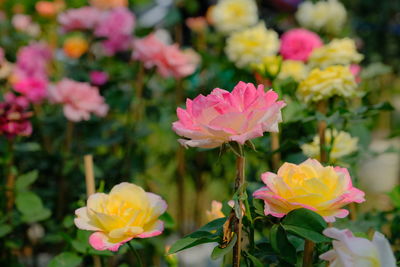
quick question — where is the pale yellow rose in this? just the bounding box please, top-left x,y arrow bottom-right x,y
225,23 -> 279,68
74,182 -> 167,251
297,65 -> 357,103
90,0 -> 127,9
301,129 -> 359,162
251,55 -> 281,78
278,60 -> 308,81
210,0 -> 258,34
296,0 -> 346,35
309,38 -> 363,68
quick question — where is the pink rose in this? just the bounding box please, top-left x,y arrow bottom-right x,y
132,34 -> 165,69
90,71 -> 108,86
172,81 -> 286,148
13,78 -> 48,104
0,93 -> 32,138
12,14 -> 32,31
14,43 -> 52,81
279,28 -> 323,62
48,79 -> 109,122
58,7 -> 103,32
350,64 -> 361,83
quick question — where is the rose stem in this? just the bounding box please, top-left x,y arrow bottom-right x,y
233,145 -> 245,267
5,139 -> 15,218
128,241 -> 143,267
271,132 -> 281,171
84,155 -> 101,267
302,240 -> 315,267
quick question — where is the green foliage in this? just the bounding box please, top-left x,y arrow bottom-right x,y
48,252 -> 82,267
270,224 -> 297,264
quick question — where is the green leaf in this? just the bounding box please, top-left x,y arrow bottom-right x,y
270,224 -> 296,264
211,233 -> 237,260
160,212 -> 175,229
0,224 -> 12,237
244,252 -> 264,267
389,186 -> 400,208
16,170 -> 38,192
197,217 -> 226,232
16,191 -> 43,215
48,252 -> 82,267
282,209 -> 328,243
22,208 -> 51,223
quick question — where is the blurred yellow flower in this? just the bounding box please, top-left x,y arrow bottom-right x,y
206,200 -> 225,222
296,0 -> 346,35
74,182 -> 167,251
252,55 -> 281,78
278,60 -> 308,82
309,38 -> 363,68
226,23 -> 279,68
63,36 -> 89,59
210,0 -> 258,34
297,65 -> 357,103
301,129 -> 359,162
90,0 -> 127,9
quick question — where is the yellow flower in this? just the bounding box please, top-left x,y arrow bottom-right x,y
253,159 -> 365,222
297,65 -> 357,103
206,200 -> 225,222
226,23 -> 279,68
90,0 -> 127,9
296,0 -> 346,35
251,55 -> 281,78
74,182 -> 167,251
309,38 -> 363,68
301,129 -> 359,162
63,36 -> 89,59
210,0 -> 258,34
278,60 -> 308,82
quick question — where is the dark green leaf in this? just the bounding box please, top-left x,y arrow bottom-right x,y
160,212 -> 175,229
211,233 -> 237,260
270,224 -> 296,264
0,224 -> 12,237
244,252 -> 264,267
16,170 -> 38,192
282,225 -> 330,243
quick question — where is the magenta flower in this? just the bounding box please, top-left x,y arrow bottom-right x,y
0,93 -> 32,138
48,79 -> 109,122
58,6 -> 103,32
172,81 -> 286,148
14,43 -> 52,81
13,78 -> 48,104
89,71 -> 109,86
279,28 -> 323,62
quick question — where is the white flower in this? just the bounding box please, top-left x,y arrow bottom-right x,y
320,228 -> 396,267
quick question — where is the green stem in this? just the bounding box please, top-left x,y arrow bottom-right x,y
127,242 -> 143,267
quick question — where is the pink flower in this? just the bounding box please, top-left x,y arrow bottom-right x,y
0,47 -> 4,64
48,79 -> 108,122
253,159 -> 365,222
94,7 -> 135,55
13,78 -> 48,103
133,34 -> 197,78
172,81 -> 286,148
58,6 -> 103,32
0,93 -> 32,138
90,71 -> 108,86
14,43 -> 52,81
279,28 -> 323,62
12,14 -> 32,31
350,64 -> 361,83
320,228 -> 396,267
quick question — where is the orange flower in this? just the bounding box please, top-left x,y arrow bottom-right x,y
36,0 -> 65,17
63,36 -> 89,59
90,0 -> 128,9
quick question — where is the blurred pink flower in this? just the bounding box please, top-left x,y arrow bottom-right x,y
350,64 -> 361,83
14,43 -> 52,81
90,71 -> 108,86
12,14 -> 32,31
58,6 -> 103,32
13,78 -> 48,103
0,93 -> 32,138
49,79 -> 108,122
94,7 -> 135,55
0,47 -> 4,63
279,28 -> 323,62
172,81 -> 285,148
186,17 -> 208,32
133,34 -> 197,78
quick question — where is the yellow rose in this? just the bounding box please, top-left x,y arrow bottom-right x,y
206,200 -> 225,222
296,0 -> 346,35
63,36 -> 89,59
225,23 -> 279,68
74,182 -> 167,251
297,65 -> 357,103
278,60 -> 308,82
301,129 -> 359,162
90,0 -> 127,9
251,55 -> 281,78
309,38 -> 363,68
210,0 -> 258,34
253,159 -> 365,222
